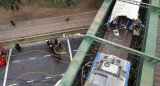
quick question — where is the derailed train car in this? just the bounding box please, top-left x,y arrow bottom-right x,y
85,52 -> 131,86
104,0 -> 145,37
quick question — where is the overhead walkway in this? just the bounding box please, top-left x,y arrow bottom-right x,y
154,14 -> 160,86
59,0 -> 160,86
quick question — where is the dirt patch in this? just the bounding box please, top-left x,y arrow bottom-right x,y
0,0 -> 104,25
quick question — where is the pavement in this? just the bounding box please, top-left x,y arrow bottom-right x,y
0,11 -> 97,41
0,34 -> 85,86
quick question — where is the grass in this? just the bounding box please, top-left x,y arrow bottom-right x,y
0,28 -> 88,46
35,0 -> 57,7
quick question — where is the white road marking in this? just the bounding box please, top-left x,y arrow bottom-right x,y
62,52 -> 66,54
54,79 -> 62,86
54,74 -> 64,86
60,74 -> 64,76
12,60 -> 20,63
29,57 -> 36,60
67,36 -> 73,61
3,49 -> 12,86
73,50 -> 77,52
44,55 -> 51,57
45,76 -> 51,80
27,80 -> 34,83
10,83 -> 17,86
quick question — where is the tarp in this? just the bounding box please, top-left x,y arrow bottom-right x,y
110,0 -> 142,22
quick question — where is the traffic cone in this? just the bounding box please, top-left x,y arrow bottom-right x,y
20,66 -> 23,70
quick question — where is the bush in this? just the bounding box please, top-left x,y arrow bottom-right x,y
0,0 -> 15,10
0,0 -> 79,10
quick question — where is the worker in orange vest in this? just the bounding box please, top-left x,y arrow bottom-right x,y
65,16 -> 69,22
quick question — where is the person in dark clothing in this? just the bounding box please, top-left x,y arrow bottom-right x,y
11,5 -> 14,11
10,21 -> 16,26
15,43 -> 21,51
17,0 -> 21,3
15,5 -> 19,10
55,38 -> 58,45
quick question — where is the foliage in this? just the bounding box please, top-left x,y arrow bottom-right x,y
0,0 -> 79,10
0,0 -> 15,10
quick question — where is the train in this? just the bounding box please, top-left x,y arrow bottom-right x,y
85,52 -> 131,86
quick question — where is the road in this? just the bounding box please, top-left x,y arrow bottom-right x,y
0,34 -> 84,86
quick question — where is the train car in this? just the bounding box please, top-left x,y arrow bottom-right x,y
85,52 -> 131,86
104,0 -> 144,37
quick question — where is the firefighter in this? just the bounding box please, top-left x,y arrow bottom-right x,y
15,43 -> 21,51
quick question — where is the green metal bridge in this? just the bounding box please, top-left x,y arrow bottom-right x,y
59,0 -> 160,86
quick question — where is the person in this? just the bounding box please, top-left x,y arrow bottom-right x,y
55,38 -> 58,45
47,39 -> 52,46
15,5 -> 19,10
11,5 -> 14,11
10,21 -> 16,26
58,41 -> 61,47
65,16 -> 69,22
15,43 -> 21,51
17,0 -> 21,3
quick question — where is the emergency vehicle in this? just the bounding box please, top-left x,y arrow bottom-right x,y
0,46 -> 7,66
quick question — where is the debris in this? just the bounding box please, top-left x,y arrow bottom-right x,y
20,66 -> 23,70
113,30 -> 121,38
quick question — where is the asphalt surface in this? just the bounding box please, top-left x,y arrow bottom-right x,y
0,34 -> 84,86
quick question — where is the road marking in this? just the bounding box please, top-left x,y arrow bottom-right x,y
44,55 -> 51,57
10,83 -> 17,86
12,60 -> 20,63
29,57 -> 36,60
45,76 -> 51,80
54,74 -> 64,86
67,36 -> 73,61
3,49 -> 12,86
60,74 -> 64,76
73,50 -> 77,52
27,80 -> 34,83
62,52 -> 66,54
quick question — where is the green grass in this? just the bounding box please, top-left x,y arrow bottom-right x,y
35,0 -> 57,7
0,29 -> 88,46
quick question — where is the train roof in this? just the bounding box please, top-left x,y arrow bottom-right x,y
110,0 -> 142,22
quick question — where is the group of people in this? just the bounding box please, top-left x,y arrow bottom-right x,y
14,38 -> 61,52
104,15 -> 145,37
10,0 -> 21,26
47,38 -> 61,50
